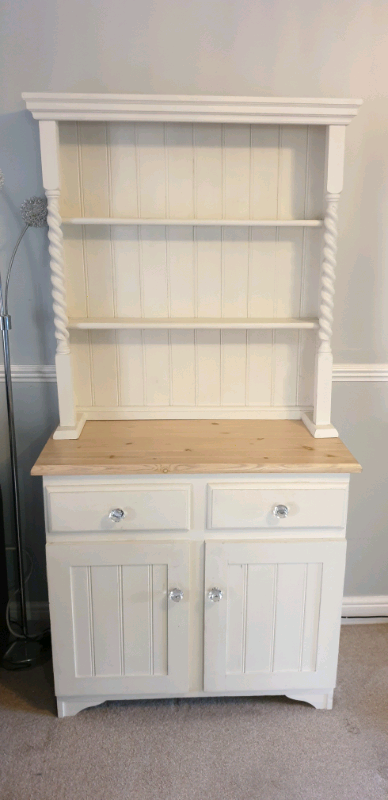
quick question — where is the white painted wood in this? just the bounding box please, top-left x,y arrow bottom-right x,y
207,483 -> 348,529
10,359 -> 381,384
285,690 -> 334,710
39,119 -> 78,433
41,473 -> 352,714
56,688 -> 334,717
307,126 -> 346,438
62,217 -> 324,226
91,565 -> 122,676
23,94 -> 362,125
204,539 -> 346,692
68,318 -> 319,330
28,99 -> 360,432
47,540 -> 190,696
342,595 -> 388,619
45,484 -> 191,532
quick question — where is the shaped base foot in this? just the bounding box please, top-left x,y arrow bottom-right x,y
57,696 -> 107,718
286,689 -> 334,710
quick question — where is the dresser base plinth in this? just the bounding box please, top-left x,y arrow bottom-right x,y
56,688 -> 335,718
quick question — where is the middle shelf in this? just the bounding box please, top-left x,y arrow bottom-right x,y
61,218 -> 324,227
68,317 -> 319,330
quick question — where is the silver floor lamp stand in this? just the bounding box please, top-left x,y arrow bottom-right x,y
1,193 -> 50,669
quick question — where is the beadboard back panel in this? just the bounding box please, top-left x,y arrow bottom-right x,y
59,122 -> 326,220
59,121 -> 323,418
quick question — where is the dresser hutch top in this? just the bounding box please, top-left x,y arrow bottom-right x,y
23,93 -> 362,443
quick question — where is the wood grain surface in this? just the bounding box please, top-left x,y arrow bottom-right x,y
31,419 -> 361,475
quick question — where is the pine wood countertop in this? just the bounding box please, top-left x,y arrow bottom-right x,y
31,420 -> 361,476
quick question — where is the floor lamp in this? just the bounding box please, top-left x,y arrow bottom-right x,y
1,174 -> 50,668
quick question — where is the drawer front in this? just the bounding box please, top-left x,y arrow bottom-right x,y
208,483 -> 347,530
46,484 -> 191,532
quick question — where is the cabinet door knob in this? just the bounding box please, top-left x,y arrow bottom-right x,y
208,587 -> 223,602
273,504 -> 289,519
109,508 -> 126,522
169,588 -> 184,603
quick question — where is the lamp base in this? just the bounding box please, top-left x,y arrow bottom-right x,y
2,634 -> 51,670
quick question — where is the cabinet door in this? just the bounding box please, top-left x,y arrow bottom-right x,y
204,540 -> 346,692
47,541 -> 189,696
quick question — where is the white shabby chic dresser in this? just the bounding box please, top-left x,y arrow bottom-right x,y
25,94 -> 362,717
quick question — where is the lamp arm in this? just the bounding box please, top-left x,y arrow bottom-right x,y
3,223 -> 29,316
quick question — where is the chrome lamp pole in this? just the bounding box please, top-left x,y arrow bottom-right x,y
0,186 -> 50,669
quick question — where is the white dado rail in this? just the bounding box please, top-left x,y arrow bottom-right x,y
23,94 -> 362,440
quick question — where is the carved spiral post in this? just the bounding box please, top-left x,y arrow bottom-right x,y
318,193 -> 339,354
46,190 -> 70,356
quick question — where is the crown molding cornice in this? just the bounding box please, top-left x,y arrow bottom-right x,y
22,93 -> 362,125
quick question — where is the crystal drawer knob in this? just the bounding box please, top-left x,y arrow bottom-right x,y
169,588 -> 184,603
273,504 -> 289,519
208,587 -> 223,602
109,508 -> 126,522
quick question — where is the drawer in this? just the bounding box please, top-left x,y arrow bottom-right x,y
45,484 -> 191,532
207,483 -> 348,530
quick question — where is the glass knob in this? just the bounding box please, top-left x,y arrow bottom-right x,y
109,508 -> 126,522
273,504 -> 289,519
169,588 -> 184,603
208,587 -> 223,602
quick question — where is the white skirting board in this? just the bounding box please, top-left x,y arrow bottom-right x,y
13,598 -> 388,626
341,596 -> 388,624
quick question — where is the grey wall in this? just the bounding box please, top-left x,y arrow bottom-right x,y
0,0 -> 388,600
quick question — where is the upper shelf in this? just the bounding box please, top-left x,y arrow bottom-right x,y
22,93 -> 362,125
62,218 -> 323,227
68,317 -> 319,331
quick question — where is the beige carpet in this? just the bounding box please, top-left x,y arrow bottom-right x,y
0,625 -> 388,800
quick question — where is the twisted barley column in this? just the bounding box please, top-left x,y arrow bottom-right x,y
318,192 -> 340,354
46,190 -> 70,356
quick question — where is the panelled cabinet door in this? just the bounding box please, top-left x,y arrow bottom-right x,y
46,541 -> 189,696
204,540 -> 346,692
